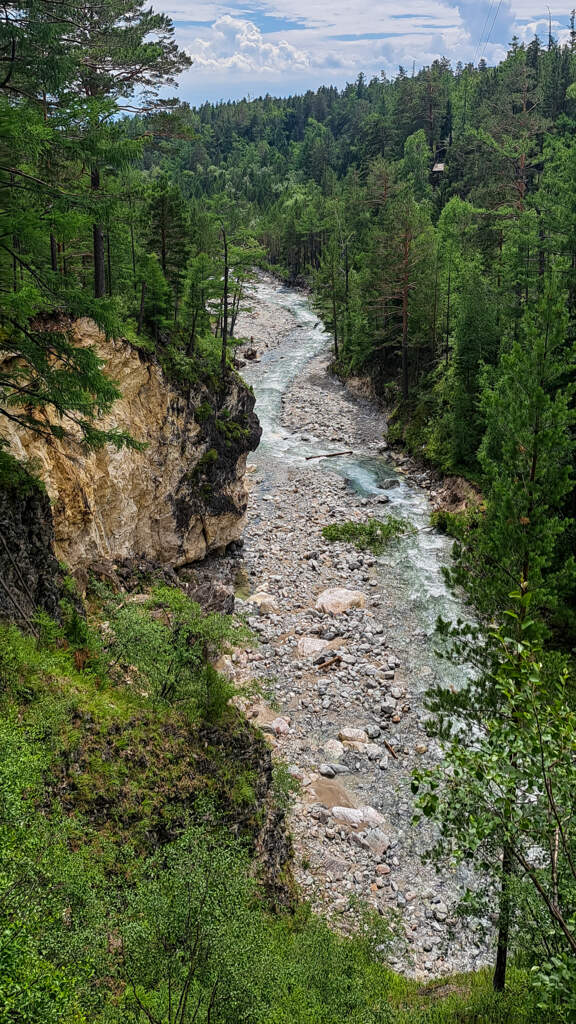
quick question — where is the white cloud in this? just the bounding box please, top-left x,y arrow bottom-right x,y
188,15 -> 311,72
172,1 -> 576,102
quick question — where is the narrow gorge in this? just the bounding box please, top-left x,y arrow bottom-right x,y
202,274 -> 487,977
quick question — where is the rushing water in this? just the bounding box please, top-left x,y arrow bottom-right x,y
241,276 -> 467,704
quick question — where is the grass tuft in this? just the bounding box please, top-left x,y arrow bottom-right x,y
322,516 -> 411,553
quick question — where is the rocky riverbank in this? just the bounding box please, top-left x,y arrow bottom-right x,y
200,277 -> 491,979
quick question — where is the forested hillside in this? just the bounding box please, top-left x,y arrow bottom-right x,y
139,41 -> 576,643
2,1 -> 576,1021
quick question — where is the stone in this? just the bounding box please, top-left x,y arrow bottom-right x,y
270,716 -> 291,736
297,636 -> 331,657
315,587 -> 367,614
433,902 -> 448,922
331,805 -> 386,829
325,857 -> 349,881
339,727 -> 368,744
323,738 -> 345,760
187,580 -> 235,614
380,695 -> 397,716
246,592 -> 279,615
364,828 -> 390,857
366,743 -> 383,760
319,764 -> 336,778
214,654 -> 235,680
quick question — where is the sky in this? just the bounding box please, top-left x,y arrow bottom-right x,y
165,0 -> 575,104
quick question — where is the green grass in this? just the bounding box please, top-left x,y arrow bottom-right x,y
385,965 -> 539,1022
322,516 -> 411,553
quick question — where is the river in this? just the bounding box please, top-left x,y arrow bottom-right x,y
229,274 -> 488,978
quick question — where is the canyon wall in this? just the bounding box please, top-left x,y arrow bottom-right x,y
1,320 -> 261,596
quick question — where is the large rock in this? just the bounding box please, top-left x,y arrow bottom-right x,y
331,805 -> 386,829
364,827 -> 391,857
323,738 -> 345,760
315,587 -> 366,614
188,580 -> 235,614
339,727 -> 368,745
1,319 -> 261,574
297,636 -> 330,658
246,592 -> 279,615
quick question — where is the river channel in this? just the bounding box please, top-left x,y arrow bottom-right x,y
229,274 -> 488,978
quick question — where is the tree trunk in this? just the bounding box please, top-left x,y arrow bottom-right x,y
130,227 -> 136,286
106,232 -> 112,296
401,229 -> 411,401
50,233 -> 58,274
91,168 -> 105,299
220,227 -> 229,381
137,280 -> 147,335
160,225 -> 167,274
494,842 -> 513,991
445,258 -> 452,365
187,312 -> 198,358
331,266 -> 339,359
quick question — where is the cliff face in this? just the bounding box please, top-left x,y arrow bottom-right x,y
2,320 -> 261,578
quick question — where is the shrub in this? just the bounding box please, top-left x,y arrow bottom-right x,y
107,585 -> 249,720
322,517 -> 411,554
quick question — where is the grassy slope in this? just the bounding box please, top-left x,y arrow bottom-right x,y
0,611 -> 543,1023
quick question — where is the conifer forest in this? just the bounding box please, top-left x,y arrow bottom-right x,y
1,2 -> 576,1021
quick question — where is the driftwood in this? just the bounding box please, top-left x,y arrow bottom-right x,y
304,450 -> 353,461
382,738 -> 398,760
317,655 -> 342,671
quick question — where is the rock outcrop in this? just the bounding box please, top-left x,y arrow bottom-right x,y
2,320 -> 261,581
0,469 -> 66,627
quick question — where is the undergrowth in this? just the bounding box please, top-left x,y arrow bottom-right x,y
0,594 -> 554,1023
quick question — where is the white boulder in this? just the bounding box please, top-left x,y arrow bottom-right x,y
315,587 -> 367,615
331,805 -> 386,829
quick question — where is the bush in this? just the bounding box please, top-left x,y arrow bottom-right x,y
107,585 -> 249,719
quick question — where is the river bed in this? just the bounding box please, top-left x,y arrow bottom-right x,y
222,274 -> 489,977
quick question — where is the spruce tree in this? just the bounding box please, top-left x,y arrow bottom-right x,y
447,286 -> 575,629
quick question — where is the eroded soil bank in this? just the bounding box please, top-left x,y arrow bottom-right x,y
206,275 -> 490,978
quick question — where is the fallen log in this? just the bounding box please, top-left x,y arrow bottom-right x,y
304,450 -> 353,461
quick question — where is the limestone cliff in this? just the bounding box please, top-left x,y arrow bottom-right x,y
2,320 -> 261,580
